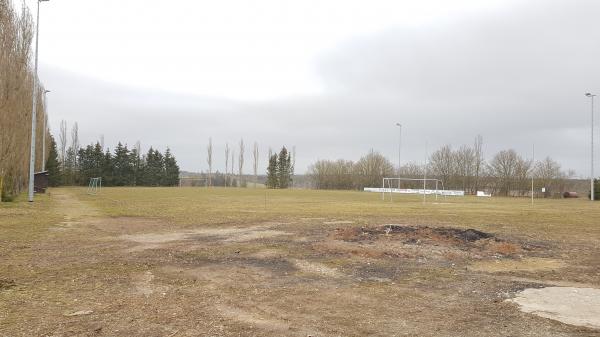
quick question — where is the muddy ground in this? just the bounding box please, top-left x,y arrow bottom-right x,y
1,189 -> 599,336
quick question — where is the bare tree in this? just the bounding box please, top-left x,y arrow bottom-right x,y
238,139 -> 245,187
428,145 -> 454,187
70,122 -> 79,155
454,144 -> 476,192
207,137 -> 213,187
231,150 -> 235,187
535,156 -> 563,196
473,135 -> 485,193
99,134 -> 105,151
488,149 -> 524,196
291,146 -> 296,188
252,142 -> 259,188
59,120 -> 67,168
224,143 -> 230,187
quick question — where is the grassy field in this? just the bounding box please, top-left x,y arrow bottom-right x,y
1,187 -> 599,336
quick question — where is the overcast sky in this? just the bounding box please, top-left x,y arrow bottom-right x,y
29,0 -> 600,176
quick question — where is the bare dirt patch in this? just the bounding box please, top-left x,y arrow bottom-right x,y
508,287 -> 600,329
469,258 -> 566,273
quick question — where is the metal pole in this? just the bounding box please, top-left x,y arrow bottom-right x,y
28,0 -> 43,202
396,123 -> 402,189
531,144 -> 535,206
593,95 -> 596,201
423,142 -> 427,204
587,93 -> 596,201
41,90 -> 50,171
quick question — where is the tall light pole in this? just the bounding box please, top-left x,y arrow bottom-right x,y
396,123 -> 402,189
41,90 -> 50,171
586,92 -> 597,201
28,0 -> 50,202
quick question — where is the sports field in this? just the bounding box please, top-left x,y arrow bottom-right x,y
1,187 -> 599,336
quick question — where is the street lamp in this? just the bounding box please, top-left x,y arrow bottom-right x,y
41,90 -> 50,171
396,123 -> 402,189
586,92 -> 596,201
28,0 -> 50,202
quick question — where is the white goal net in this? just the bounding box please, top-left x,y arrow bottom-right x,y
379,177 -> 445,201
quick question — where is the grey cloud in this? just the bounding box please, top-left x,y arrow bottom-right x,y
42,0 -> 600,176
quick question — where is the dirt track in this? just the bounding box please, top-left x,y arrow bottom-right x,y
1,189 -> 599,336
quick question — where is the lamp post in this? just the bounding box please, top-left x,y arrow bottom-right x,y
41,90 -> 50,171
28,0 -> 50,202
396,123 -> 402,189
586,92 -> 597,201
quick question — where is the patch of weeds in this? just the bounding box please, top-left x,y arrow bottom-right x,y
0,278 -> 16,291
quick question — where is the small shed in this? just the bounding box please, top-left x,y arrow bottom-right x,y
34,171 -> 49,193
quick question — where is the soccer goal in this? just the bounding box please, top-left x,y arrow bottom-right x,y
381,177 -> 446,201
87,177 -> 102,195
178,177 -> 208,187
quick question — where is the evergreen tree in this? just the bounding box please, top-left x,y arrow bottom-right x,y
163,148 -> 180,186
46,136 -> 61,187
101,149 -> 114,186
277,147 -> 292,189
142,148 -> 164,186
266,153 -> 279,188
113,142 -> 132,186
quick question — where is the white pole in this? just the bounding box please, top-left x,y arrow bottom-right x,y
592,95 -> 596,201
423,142 -> 428,204
587,93 -> 596,201
28,0 -> 45,202
531,144 -> 535,206
396,123 -> 402,189
41,90 -> 50,171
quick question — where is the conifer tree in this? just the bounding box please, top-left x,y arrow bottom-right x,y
266,153 -> 278,188
277,147 -> 292,189
164,148 -> 180,186
46,136 -> 61,187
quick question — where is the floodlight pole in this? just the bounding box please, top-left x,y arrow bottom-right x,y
531,144 -> 534,206
586,93 -> 596,201
41,90 -> 50,171
28,0 -> 49,202
396,123 -> 402,188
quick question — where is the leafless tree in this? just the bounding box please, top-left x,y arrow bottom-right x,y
353,149 -> 395,189
473,135 -> 485,192
252,142 -> 259,188
207,137 -> 213,187
428,145 -> 454,187
487,149 -> 531,196
231,149 -> 235,187
291,146 -> 296,188
535,156 -> 564,196
70,122 -> 79,155
59,120 -> 67,168
224,143 -> 230,187
238,139 -> 245,187
454,145 -> 476,192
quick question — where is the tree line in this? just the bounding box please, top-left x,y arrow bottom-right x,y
200,138 -> 296,189
1,1 -> 50,200
47,121 -> 180,187
309,136 -> 578,197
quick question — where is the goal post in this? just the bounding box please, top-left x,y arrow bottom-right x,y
178,177 -> 209,187
381,177 -> 445,201
87,177 -> 102,195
